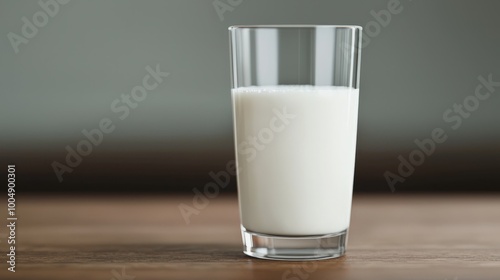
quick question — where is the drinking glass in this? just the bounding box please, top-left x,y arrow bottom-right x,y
229,25 -> 362,260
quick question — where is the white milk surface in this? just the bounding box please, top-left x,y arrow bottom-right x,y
232,86 -> 359,236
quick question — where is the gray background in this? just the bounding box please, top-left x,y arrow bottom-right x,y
1,0 -> 499,192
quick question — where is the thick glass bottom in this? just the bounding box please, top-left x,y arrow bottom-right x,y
241,226 -> 348,261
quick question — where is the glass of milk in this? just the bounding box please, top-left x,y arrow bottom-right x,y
229,25 -> 362,260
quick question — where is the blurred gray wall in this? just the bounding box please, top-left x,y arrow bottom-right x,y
1,0 -> 499,191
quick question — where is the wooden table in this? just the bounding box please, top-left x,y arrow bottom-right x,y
0,194 -> 499,279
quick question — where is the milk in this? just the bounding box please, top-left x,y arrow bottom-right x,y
232,86 -> 359,236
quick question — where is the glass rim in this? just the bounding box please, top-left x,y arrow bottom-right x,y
228,25 -> 362,30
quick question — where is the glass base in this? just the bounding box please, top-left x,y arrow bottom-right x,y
241,226 -> 347,261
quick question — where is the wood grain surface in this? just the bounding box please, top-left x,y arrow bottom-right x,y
0,194 -> 499,280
